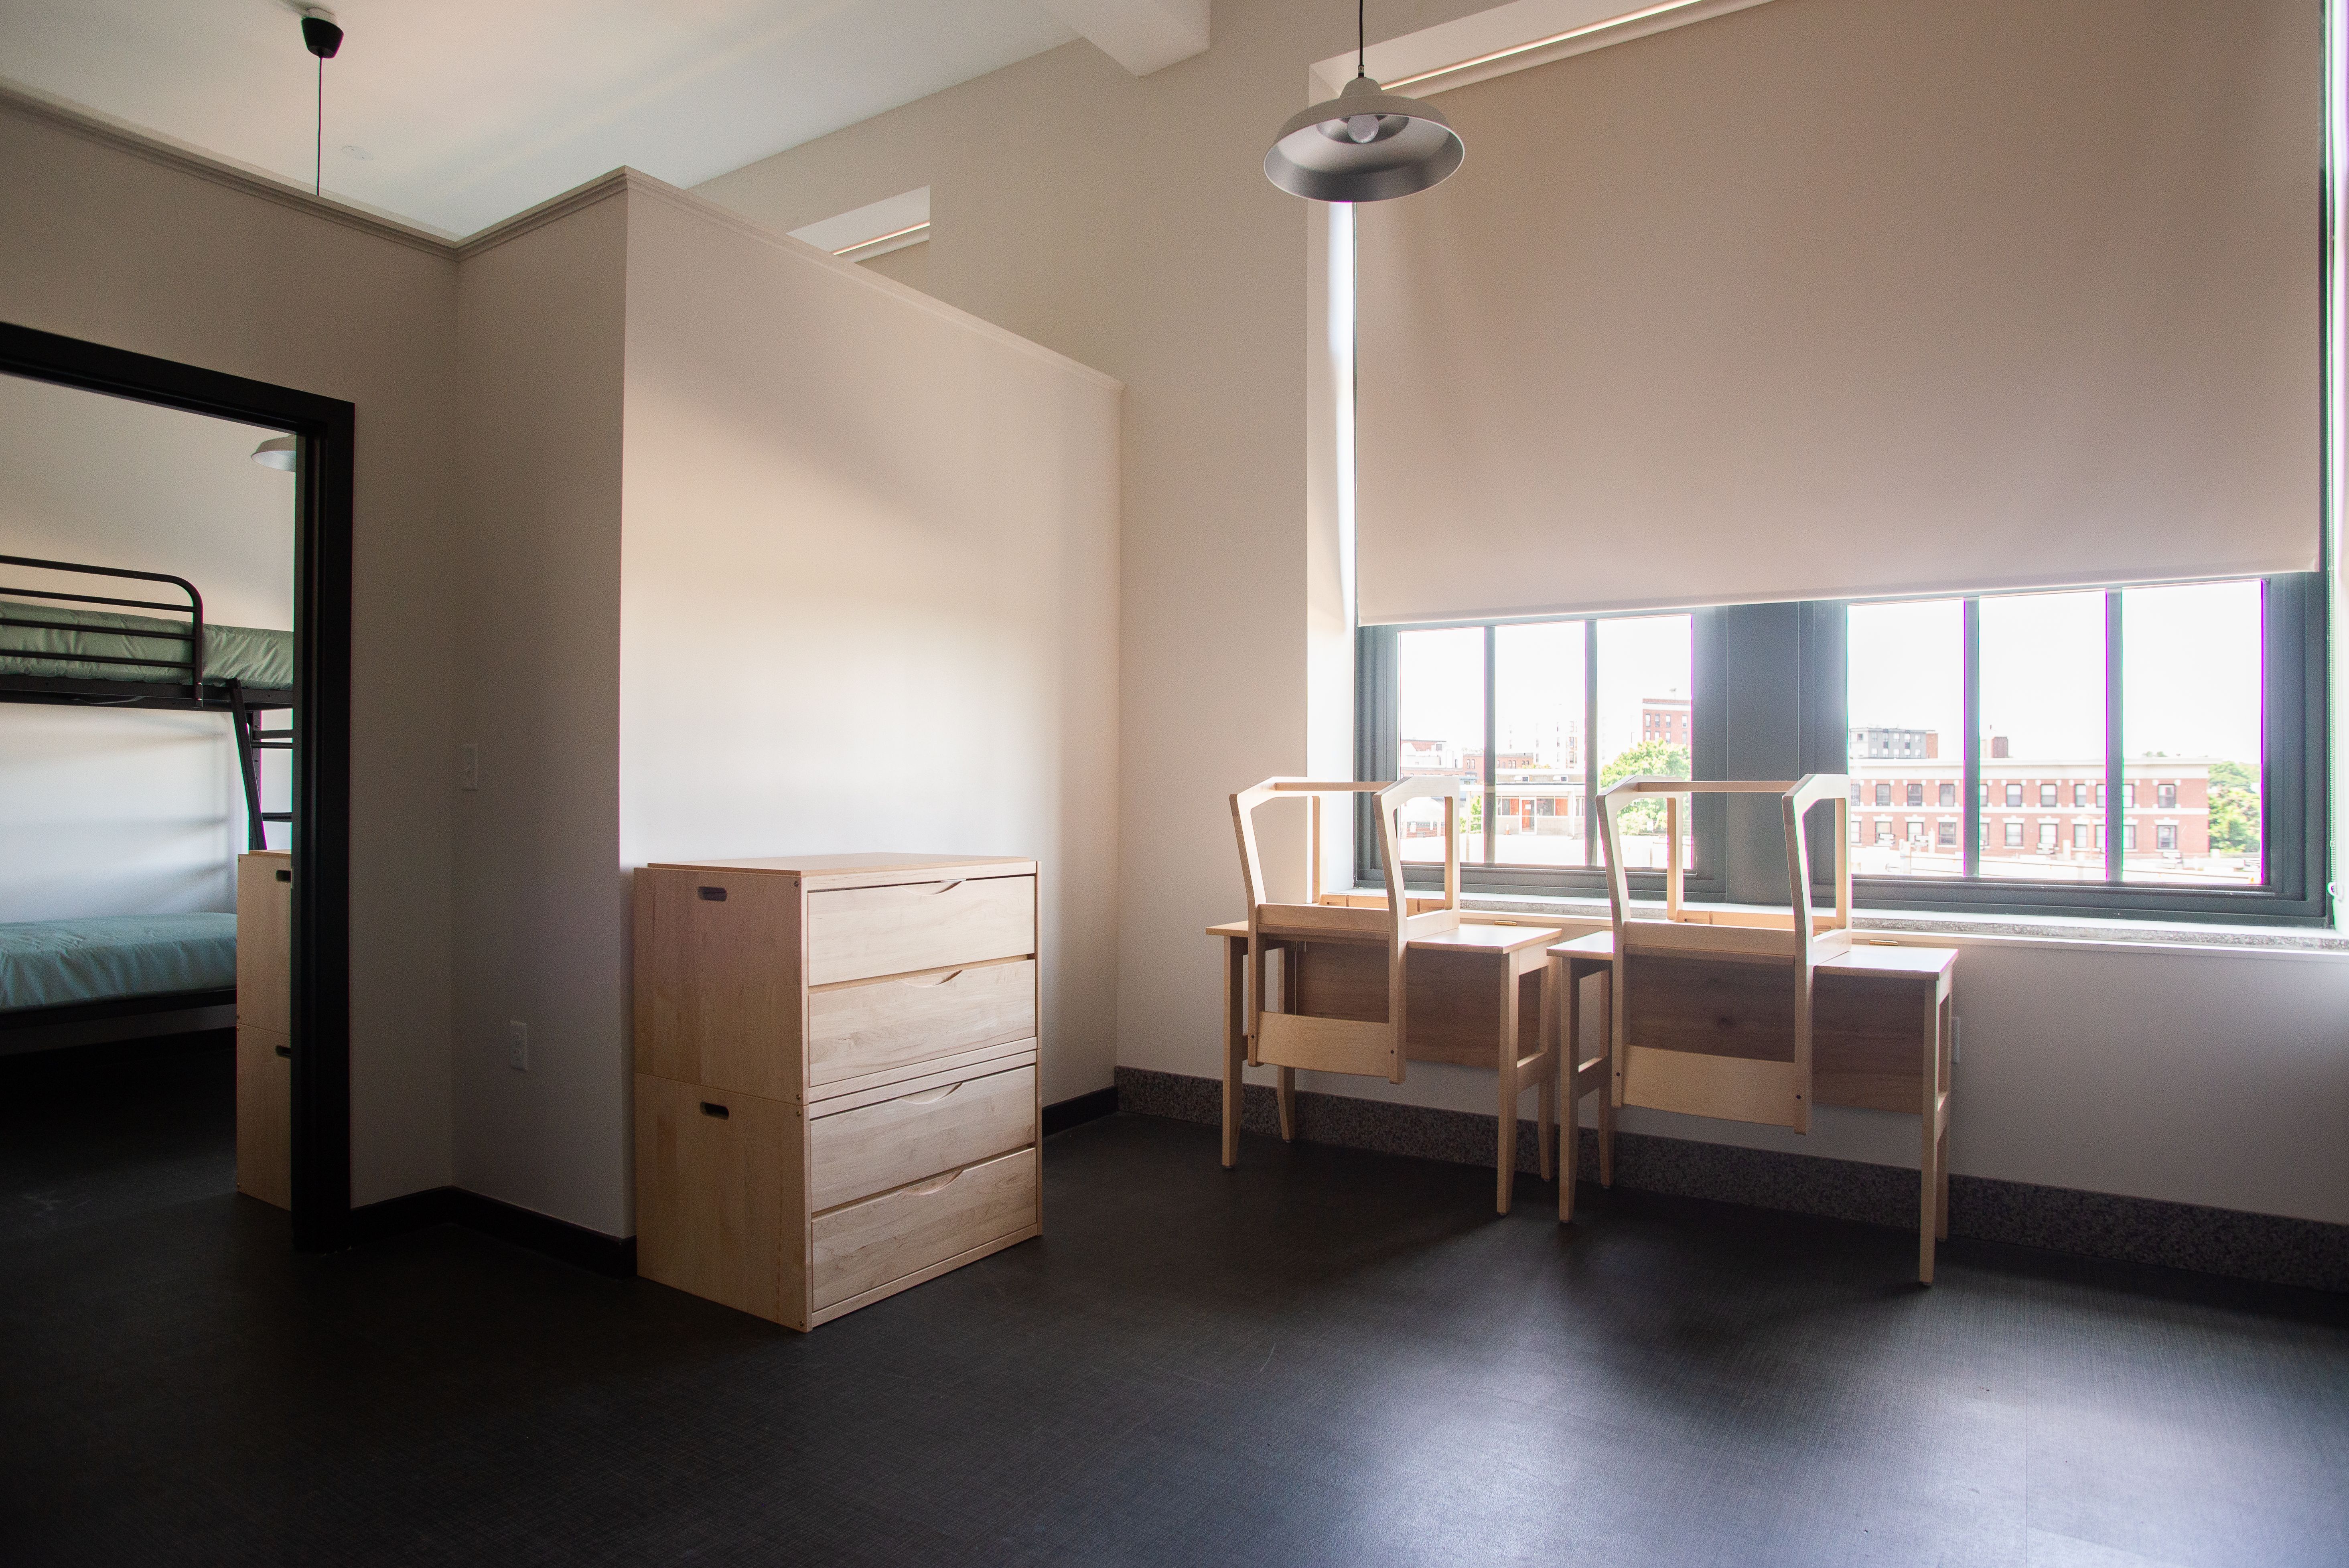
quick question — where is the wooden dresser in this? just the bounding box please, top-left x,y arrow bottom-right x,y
632,853 -> 1042,1330
235,850 -> 292,1210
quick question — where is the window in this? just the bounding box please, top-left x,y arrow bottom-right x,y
1830,576 -> 2319,922
1367,576 -> 2321,920
1370,613 -> 1692,888
1907,819 -> 1925,841
1937,820 -> 1956,846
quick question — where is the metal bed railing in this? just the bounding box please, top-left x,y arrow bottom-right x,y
0,552 -> 206,698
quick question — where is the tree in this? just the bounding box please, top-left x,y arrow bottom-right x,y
1598,740 -> 1690,838
2206,760 -> 2260,856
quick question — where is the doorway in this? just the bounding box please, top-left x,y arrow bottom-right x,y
0,321 -> 353,1250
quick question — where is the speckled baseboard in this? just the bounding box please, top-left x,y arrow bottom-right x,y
1111,1067 -> 2349,1294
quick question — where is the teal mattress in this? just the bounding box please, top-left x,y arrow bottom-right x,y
0,915 -> 239,1012
0,601 -> 292,688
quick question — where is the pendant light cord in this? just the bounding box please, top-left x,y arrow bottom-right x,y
1357,0 -> 1366,78
315,55 -> 323,197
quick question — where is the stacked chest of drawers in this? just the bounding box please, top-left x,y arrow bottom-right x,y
632,853 -> 1041,1330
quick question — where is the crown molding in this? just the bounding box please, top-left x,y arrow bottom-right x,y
0,77 -> 461,258
1308,0 -> 1777,101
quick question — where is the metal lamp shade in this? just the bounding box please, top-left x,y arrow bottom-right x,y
1264,75 -> 1464,202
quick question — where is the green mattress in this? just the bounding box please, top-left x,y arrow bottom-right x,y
0,601 -> 292,688
0,914 -> 239,1012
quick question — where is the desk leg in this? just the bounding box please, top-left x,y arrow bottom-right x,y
1496,959 -> 1519,1215
1221,935 -> 1245,1169
1558,960 -> 1579,1225
1918,984 -> 1943,1284
1277,1068 -> 1296,1142
1936,993 -> 1952,1241
1596,970 -> 1616,1189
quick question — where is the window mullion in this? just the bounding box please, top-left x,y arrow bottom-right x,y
1962,598 -> 1981,878
2104,589 -> 2124,882
1583,617 -> 1599,869
1482,623 -> 1497,867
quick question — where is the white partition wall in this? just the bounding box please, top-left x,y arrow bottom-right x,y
452,175 -> 1122,1237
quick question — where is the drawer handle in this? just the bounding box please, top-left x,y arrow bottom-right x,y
901,969 -> 964,988
904,1168 -> 963,1197
698,886 -> 727,902
927,880 -> 966,895
275,868 -> 292,883
274,1044 -> 292,1058
700,1101 -> 730,1119
897,1082 -> 963,1107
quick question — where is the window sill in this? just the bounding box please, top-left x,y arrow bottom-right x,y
1368,889 -> 2349,957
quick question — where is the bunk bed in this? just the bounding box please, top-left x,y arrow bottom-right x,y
0,553 -> 292,1053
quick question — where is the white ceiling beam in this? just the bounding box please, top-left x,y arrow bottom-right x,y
1033,0 -> 1209,77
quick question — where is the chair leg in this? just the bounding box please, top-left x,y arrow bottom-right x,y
1596,972 -> 1616,1189
1537,1064 -> 1556,1184
1496,964 -> 1519,1215
1558,963 -> 1580,1223
1277,1067 -> 1297,1142
1221,937 -> 1244,1169
1919,988 -> 1941,1284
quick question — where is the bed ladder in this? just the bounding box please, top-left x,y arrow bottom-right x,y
226,681 -> 292,854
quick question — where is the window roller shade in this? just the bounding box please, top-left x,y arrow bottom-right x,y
1354,0 -> 2323,627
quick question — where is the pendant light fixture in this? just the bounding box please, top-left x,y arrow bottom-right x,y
251,436 -> 298,471
300,8 -> 344,198
1264,0 -> 1464,202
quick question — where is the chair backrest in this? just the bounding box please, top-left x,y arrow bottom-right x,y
1229,777 -> 1469,1079
1596,775 -> 1851,1132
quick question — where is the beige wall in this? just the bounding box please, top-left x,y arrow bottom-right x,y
697,0 -> 2349,1226
0,103 -> 459,1204
447,193 -> 632,1229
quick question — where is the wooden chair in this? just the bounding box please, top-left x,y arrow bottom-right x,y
1230,776 -> 1465,1089
1222,777 -> 1558,1211
1598,775 -> 1851,1135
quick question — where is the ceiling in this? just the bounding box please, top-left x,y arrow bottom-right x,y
0,0 -> 1124,238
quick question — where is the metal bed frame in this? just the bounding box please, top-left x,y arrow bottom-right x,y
0,552 -> 292,853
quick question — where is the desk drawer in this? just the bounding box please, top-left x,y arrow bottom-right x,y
811,1146 -> 1036,1311
808,959 -> 1035,1089
808,1063 -> 1035,1211
805,875 -> 1033,987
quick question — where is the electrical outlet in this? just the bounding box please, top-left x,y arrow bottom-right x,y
507,1019 -> 529,1071
460,743 -> 480,792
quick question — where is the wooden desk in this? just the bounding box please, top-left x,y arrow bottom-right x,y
1545,932 -> 1957,1280
1207,918 -> 1563,1212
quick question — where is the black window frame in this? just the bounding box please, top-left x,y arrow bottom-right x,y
1358,574 -> 2327,924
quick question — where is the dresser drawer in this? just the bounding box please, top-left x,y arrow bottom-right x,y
805,875 -> 1034,987
808,959 -> 1035,1090
811,1146 -> 1037,1311
808,1063 -> 1035,1211
634,1075 -> 797,1326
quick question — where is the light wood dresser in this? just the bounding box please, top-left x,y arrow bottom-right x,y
632,852 -> 1042,1330
235,850 -> 292,1210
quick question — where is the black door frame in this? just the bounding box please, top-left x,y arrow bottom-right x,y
0,320 -> 354,1251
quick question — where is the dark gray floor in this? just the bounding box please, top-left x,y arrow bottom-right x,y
3,1045 -> 2345,1567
